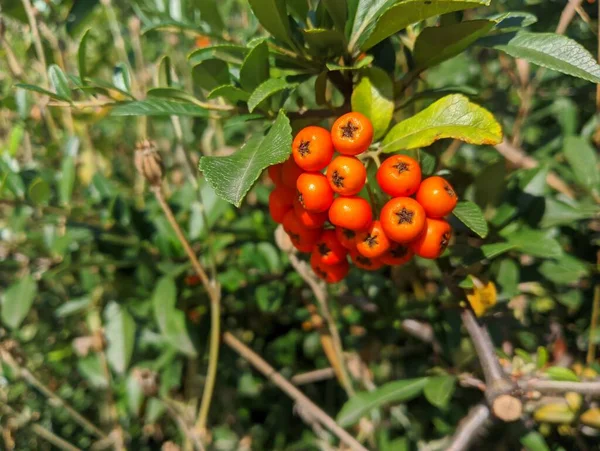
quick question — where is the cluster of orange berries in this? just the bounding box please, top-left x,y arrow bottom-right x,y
268,112 -> 458,283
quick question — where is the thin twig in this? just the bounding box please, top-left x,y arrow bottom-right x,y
291,368 -> 336,385
445,404 -> 490,451
401,319 -> 442,355
524,380 -> 600,396
161,397 -> 206,451
223,332 -> 369,451
150,186 -> 221,435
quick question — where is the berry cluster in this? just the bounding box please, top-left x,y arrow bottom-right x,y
268,112 -> 458,283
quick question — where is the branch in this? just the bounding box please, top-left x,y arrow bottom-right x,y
524,380 -> 600,396
401,319 -> 442,354
494,139 -> 576,199
291,368 -> 336,385
223,332 -> 368,451
446,404 -> 490,451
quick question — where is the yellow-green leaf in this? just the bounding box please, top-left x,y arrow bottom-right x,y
351,67 -> 394,140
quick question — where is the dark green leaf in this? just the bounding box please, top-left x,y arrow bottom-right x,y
493,32 -> 600,83
322,0 -> 347,32
78,29 -> 91,84
506,229 -> 563,258
351,67 -> 394,140
479,242 -> 515,260
381,95 -> 503,153
239,42 -> 270,92
110,99 -> 210,117
1,275 -> 37,329
302,29 -> 346,56
66,0 -> 99,35
188,44 -> 248,65
540,198 -> 599,228
452,201 -> 488,238
248,0 -> 293,46
199,110 -> 292,206
158,56 -> 173,87
247,78 -> 297,112
28,177 -> 51,205
207,85 -> 250,103
192,59 -> 231,92
104,302 -> 135,374
337,378 -> 428,427
424,376 -> 456,409
539,255 -> 589,285
197,0 -> 224,32
563,136 -> 600,191
414,20 -> 495,69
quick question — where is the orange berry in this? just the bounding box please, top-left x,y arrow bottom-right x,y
376,154 -> 422,197
328,196 -> 372,231
310,253 -> 350,283
296,173 -> 334,213
195,36 -> 211,48
267,163 -> 284,186
331,112 -> 373,155
326,155 -> 367,196
269,186 -> 295,223
416,176 -> 458,218
292,126 -> 334,171
350,249 -> 384,271
312,229 -> 347,265
281,158 -> 304,189
355,220 -> 391,259
410,218 -> 452,259
293,198 -> 328,229
282,210 -> 322,253
335,227 -> 358,250
380,243 -> 414,266
380,197 -> 426,243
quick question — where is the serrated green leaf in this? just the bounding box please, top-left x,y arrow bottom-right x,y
351,67 -> 394,140
493,32 -> 600,83
78,29 -> 91,84
540,198 -> 599,228
248,0 -> 293,46
506,229 -> 563,259
539,255 -> 589,285
152,276 -> 197,356
239,42 -> 270,92
1,275 -> 37,329
453,201 -> 488,238
381,95 -> 502,153
358,0 -> 491,51
424,376 -> 456,409
199,110 -> 292,207
414,20 -> 495,69
28,177 -> 51,205
48,65 -> 72,100
337,378 -> 428,427
207,85 -> 250,104
192,59 -> 231,92
110,99 -> 210,117
247,78 -> 296,113
563,136 -> 599,191
104,302 -> 135,374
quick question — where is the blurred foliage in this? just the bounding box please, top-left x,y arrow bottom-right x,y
0,0 -> 599,450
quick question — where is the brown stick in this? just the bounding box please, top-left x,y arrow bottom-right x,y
291,368 -> 336,385
446,404 -> 490,451
525,380 -> 600,396
223,332 -> 368,451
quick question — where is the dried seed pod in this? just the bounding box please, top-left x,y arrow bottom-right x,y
134,140 -> 163,187
132,367 -> 159,397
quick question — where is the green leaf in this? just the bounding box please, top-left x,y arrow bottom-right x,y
55,297 -> 91,318
536,347 -> 548,369
302,29 -> 345,56
110,99 -> 210,117
192,59 -> 231,92
59,158 -> 76,205
337,378 -> 428,427
248,0 -> 293,46
381,95 -> 502,153
146,87 -> 203,104
78,29 -> 91,84
453,201 -> 488,238
521,431 -> 550,451
414,20 -> 495,69
207,85 -> 250,104
544,367 -> 580,382
540,198 -> 599,228
66,0 -> 99,35
424,376 -> 456,409
506,229 -> 563,259
113,63 -> 132,93
104,302 -> 135,374
188,44 -> 248,65
359,0 -> 490,51
539,255 -> 589,285
322,0 -> 347,32
77,355 -> 108,388
198,0 -> 224,32
493,32 -> 600,83
247,78 -> 296,113
200,110 -> 292,207
14,83 -> 71,102
158,56 -> 173,87
0,159 -> 25,198
152,276 -> 197,356
48,65 -> 72,100
326,55 -> 374,71
315,71 -> 328,106
1,275 -> 37,329
563,136 -> 599,191
351,67 -> 394,140
479,242 -> 515,260
8,124 -> 24,156
28,177 -> 51,205
239,42 -> 270,92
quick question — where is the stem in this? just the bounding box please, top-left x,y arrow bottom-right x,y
525,380 -> 600,396
446,404 -> 490,451
150,186 -> 221,435
587,253 -> 600,364
161,397 -> 205,451
223,332 -> 369,451
291,368 -> 336,385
